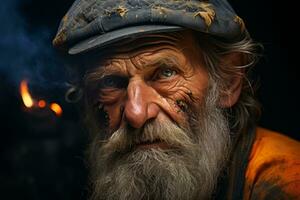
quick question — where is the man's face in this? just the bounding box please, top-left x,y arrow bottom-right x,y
86,32 -> 209,132
84,31 -> 231,200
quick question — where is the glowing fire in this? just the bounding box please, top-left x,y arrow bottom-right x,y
50,103 -> 63,117
38,100 -> 46,108
19,80 -> 63,117
20,80 -> 34,108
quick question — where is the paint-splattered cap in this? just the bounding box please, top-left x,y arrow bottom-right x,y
53,0 -> 246,55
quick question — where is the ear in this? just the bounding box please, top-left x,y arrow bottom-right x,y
218,52 -> 245,108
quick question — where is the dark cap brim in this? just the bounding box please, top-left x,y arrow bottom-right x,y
68,25 -> 184,55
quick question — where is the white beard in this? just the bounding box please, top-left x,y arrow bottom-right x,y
87,86 -> 231,200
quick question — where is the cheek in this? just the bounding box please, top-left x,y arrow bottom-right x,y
104,104 -> 124,131
135,81 -> 206,130
95,90 -> 126,131
153,77 -> 208,110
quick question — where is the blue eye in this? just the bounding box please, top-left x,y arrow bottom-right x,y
160,68 -> 177,78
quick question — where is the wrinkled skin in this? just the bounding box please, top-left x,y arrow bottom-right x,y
85,31 -> 210,136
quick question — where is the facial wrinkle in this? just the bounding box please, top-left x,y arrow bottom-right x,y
130,54 -> 182,73
111,43 -> 181,62
109,33 -> 182,57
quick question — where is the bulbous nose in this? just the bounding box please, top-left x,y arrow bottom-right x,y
124,79 -> 160,128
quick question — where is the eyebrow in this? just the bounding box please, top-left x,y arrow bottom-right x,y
84,56 -> 181,85
84,65 -> 121,86
141,56 -> 181,69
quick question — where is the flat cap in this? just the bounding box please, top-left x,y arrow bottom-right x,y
53,0 -> 246,55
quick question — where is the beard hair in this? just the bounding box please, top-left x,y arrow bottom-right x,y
87,84 -> 231,200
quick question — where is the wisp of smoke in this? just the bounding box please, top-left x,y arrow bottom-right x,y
0,0 -> 66,90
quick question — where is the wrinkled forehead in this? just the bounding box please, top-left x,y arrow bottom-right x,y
82,30 -> 200,70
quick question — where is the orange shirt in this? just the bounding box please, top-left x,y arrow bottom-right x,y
243,128 -> 300,199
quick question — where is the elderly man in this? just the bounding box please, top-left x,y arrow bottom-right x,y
53,0 -> 300,199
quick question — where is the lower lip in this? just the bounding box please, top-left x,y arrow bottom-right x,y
137,141 -> 169,149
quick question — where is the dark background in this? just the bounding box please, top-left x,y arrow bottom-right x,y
0,0 -> 298,199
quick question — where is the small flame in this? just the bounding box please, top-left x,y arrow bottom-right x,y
50,103 -> 63,117
20,80 -> 34,108
20,80 -> 63,117
38,100 -> 46,108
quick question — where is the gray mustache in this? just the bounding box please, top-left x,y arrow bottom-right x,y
100,121 -> 196,155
